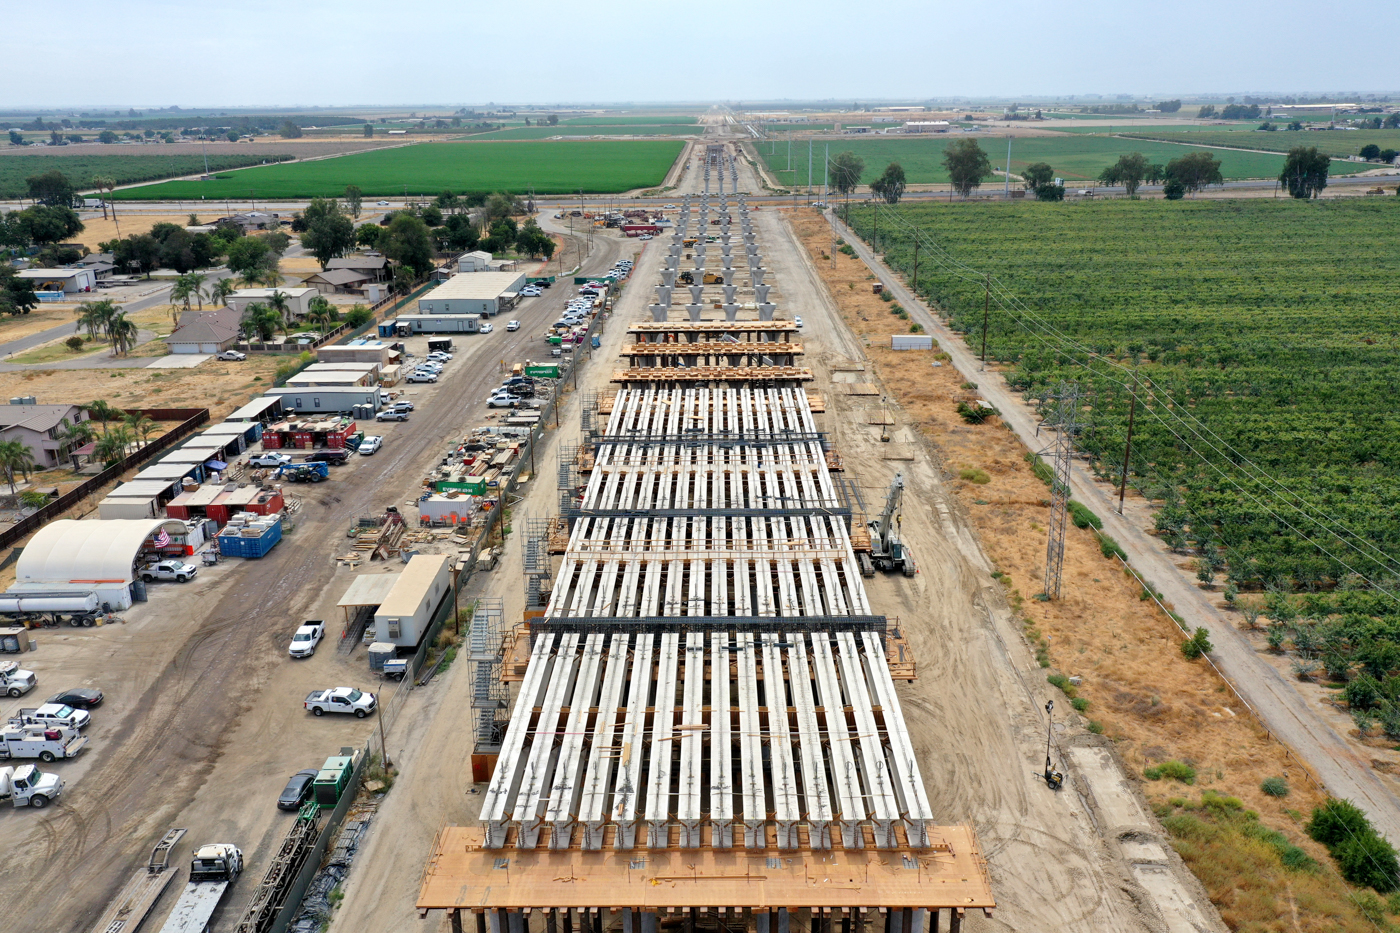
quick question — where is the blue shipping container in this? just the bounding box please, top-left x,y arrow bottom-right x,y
216,519 -> 283,558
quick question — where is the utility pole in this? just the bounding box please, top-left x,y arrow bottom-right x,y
1042,382 -> 1080,600
1117,391 -> 1137,514
912,237 -> 919,294
1005,135 -> 1012,198
980,274 -> 990,366
808,138 -> 813,198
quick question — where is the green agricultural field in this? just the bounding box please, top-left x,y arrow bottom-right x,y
0,152 -> 294,199
845,198 -> 1400,591
760,134 -> 1370,188
562,115 -> 697,125
1119,128 -> 1400,160
464,125 -> 699,140
112,140 -> 685,199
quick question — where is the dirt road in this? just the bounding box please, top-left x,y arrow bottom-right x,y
831,212 -> 1400,848
0,224 -> 633,933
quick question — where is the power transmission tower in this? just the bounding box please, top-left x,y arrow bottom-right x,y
1041,382 -> 1081,600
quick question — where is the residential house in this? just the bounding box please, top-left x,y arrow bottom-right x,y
303,269 -> 371,295
224,287 -> 318,319
167,307 -> 243,354
326,255 -> 389,282
0,402 -> 92,470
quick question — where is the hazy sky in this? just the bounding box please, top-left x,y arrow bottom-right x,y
2,0 -> 1393,108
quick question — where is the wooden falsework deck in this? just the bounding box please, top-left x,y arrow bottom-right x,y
612,367 -> 815,384
419,826 -> 993,914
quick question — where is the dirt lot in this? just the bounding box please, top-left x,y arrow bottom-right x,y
0,223 -> 631,933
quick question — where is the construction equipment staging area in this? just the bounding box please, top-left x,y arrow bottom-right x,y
420,194 -> 995,933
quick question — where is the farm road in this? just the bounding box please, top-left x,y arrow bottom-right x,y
832,211 -> 1400,846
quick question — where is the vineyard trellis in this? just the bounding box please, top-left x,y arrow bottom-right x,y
844,198 -> 1400,606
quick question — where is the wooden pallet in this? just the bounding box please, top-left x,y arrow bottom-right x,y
805,390 -> 826,412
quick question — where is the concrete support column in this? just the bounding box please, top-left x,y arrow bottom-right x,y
649,305 -> 668,322
756,911 -> 771,933
688,285 -> 704,303
722,285 -> 737,303
687,304 -> 704,321
723,304 -> 739,321
721,269 -> 734,286
656,285 -> 672,306
752,270 -> 766,286
759,303 -> 775,321
622,909 -> 634,933
754,285 -> 770,303
509,911 -> 525,933
778,909 -> 790,933
641,913 -> 658,933
661,270 -> 677,287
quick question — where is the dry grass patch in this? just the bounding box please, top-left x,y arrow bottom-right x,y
790,209 -> 1387,932
72,213 -> 191,251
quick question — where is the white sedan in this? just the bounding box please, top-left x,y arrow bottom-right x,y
480,323 -> 494,334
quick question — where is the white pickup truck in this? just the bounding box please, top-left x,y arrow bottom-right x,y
10,703 -> 91,731
0,723 -> 88,761
304,687 -> 377,718
140,560 -> 198,583
288,621 -> 325,658
0,764 -> 64,808
0,661 -> 36,698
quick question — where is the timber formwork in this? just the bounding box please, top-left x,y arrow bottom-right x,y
421,194 -> 993,928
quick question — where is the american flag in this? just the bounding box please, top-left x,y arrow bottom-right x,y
153,529 -> 170,548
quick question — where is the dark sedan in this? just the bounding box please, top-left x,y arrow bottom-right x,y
47,688 -> 103,709
278,769 -> 320,810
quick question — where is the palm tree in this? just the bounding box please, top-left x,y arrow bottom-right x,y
211,277 -> 237,305
107,313 -> 139,355
241,303 -> 281,342
0,439 -> 36,492
75,299 -> 119,341
306,296 -> 339,331
57,417 -> 94,469
122,411 -> 157,445
266,290 -> 295,339
85,400 -> 123,435
92,175 -> 115,221
93,427 -> 134,466
169,272 -> 207,322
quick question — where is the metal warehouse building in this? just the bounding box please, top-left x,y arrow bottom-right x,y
416,271 -> 526,317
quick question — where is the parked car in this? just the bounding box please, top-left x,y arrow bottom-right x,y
358,436 -> 382,455
304,687 -> 377,718
141,560 -> 198,583
417,361 -> 443,372
303,449 -> 350,465
45,688 -> 102,709
794,316 -> 804,328
487,392 -> 517,408
216,350 -> 247,361
389,400 -> 415,412
406,372 -> 437,384
288,621 -> 325,658
506,320 -> 521,331
375,409 -> 409,422
639,234 -> 653,240
249,453 -> 293,468
480,323 -> 494,334
277,769 -> 320,810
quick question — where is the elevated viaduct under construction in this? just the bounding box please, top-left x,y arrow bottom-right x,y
419,194 -> 995,933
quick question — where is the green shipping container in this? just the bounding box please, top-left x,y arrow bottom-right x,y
437,477 -> 487,495
525,365 -> 560,378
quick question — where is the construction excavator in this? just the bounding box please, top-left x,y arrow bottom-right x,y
859,472 -> 916,578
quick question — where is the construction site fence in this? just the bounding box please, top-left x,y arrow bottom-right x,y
0,407 -> 209,553
266,743 -> 371,933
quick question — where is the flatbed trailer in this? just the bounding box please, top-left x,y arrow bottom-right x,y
88,828 -> 187,933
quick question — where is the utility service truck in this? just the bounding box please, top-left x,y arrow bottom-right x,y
0,723 -> 87,761
0,763 -> 64,808
157,843 -> 244,933
9,702 -> 91,731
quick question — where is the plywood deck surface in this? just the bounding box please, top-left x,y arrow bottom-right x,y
419,827 -> 994,912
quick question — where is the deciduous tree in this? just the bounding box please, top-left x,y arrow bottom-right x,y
344,185 -> 363,219
1099,152 -> 1150,196
0,263 -> 38,316
300,198 -> 356,269
1279,146 -> 1330,199
1164,152 -> 1223,195
869,162 -> 907,204
380,213 -> 435,276
1022,162 -> 1055,192
942,139 -> 992,197
829,151 -> 865,197
25,169 -> 75,206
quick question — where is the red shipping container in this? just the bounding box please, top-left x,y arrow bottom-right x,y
262,434 -> 283,449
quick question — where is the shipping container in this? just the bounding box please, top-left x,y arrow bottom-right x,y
891,335 -> 935,351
